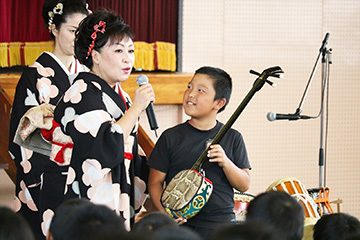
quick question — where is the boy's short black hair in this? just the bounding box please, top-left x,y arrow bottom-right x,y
210,221 -> 283,240
246,191 -> 304,240
313,213 -> 360,240
195,66 -> 232,113
0,206 -> 35,240
132,212 -> 176,234
50,198 -> 126,240
152,225 -> 202,240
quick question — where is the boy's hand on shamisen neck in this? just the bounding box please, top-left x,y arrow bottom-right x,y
207,144 -> 231,168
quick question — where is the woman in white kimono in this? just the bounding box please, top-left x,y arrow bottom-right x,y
8,0 -> 89,238
53,10 -> 154,230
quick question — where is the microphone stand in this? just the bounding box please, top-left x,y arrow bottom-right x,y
292,33 -> 331,188
295,33 -> 329,117
319,46 -> 332,188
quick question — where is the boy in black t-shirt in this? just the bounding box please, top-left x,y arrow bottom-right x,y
148,66 -> 251,238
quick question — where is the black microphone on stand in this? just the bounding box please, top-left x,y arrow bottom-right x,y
267,112 -> 312,121
136,75 -> 159,137
319,32 -> 330,52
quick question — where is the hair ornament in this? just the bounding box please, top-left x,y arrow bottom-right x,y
85,3 -> 92,14
86,20 -> 107,59
48,3 -> 64,31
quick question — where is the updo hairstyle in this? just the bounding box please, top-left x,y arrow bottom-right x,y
75,10 -> 134,69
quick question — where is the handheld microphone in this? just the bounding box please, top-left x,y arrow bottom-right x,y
267,112 -> 312,121
136,75 -> 159,137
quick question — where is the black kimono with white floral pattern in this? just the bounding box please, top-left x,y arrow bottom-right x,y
53,72 -> 148,230
9,52 -> 87,239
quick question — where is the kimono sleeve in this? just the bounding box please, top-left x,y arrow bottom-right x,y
9,68 -> 39,161
55,82 -> 125,169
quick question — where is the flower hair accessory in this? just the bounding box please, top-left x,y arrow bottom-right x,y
86,20 -> 106,59
48,3 -> 64,32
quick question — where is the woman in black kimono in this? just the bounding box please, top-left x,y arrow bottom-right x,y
8,0 -> 89,238
53,10 -> 154,230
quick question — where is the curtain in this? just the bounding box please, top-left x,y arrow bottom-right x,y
0,0 -> 11,42
0,0 -> 177,70
0,0 -> 50,67
11,0 -> 49,42
0,0 -> 177,43
0,0 -> 49,42
87,0 -> 178,43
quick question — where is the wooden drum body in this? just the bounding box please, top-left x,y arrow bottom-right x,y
266,177 -> 308,195
267,177 -> 321,219
233,191 -> 254,221
292,193 -> 321,218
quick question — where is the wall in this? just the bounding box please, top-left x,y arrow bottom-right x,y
177,0 -> 360,218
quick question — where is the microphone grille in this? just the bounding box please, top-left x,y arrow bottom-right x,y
267,112 -> 276,121
136,74 -> 149,86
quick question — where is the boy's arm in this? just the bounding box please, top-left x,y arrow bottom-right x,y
222,162 -> 250,192
208,144 -> 250,192
148,168 -> 167,212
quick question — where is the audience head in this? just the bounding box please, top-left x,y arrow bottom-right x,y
194,66 -> 232,113
0,206 -> 35,240
152,225 -> 202,240
132,212 -> 176,234
48,198 -> 126,240
246,191 -> 304,240
345,233 -> 360,240
313,213 -> 360,240
75,10 -> 134,70
210,221 -> 283,240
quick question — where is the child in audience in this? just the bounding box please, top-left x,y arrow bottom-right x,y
0,206 -> 35,240
246,191 -> 304,240
313,212 -> 360,240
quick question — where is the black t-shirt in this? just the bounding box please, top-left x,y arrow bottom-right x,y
148,121 -> 251,227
